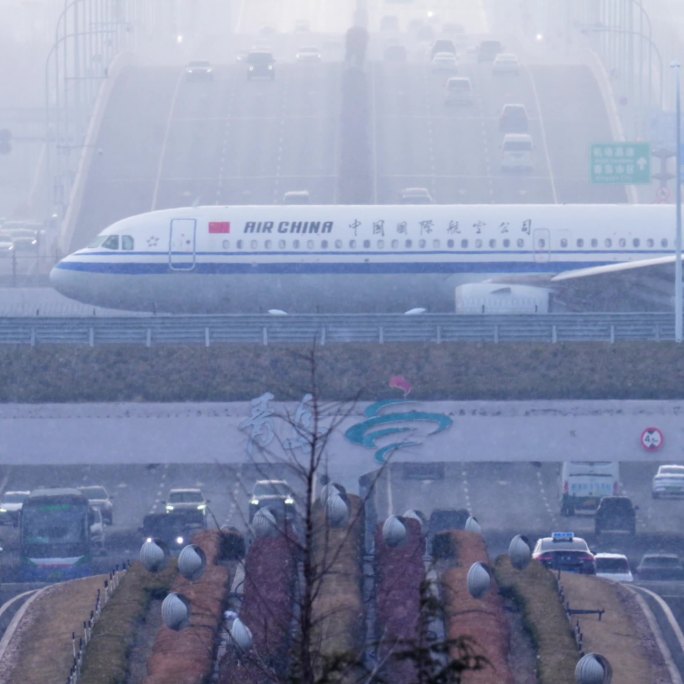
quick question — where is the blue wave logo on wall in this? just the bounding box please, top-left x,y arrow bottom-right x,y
344,400 -> 453,463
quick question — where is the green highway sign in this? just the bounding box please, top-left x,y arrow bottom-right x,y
590,143 -> 651,184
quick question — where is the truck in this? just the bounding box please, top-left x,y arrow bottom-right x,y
559,461 -> 621,516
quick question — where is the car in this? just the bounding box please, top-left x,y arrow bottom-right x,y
430,39 -> 456,59
249,479 -> 295,521
0,233 -> 15,256
399,187 -> 433,204
282,190 -> 311,204
431,51 -> 458,72
444,76 -> 473,105
246,51 -> 275,80
295,46 -> 322,63
8,229 -> 39,252
0,490 -> 30,526
532,532 -> 596,574
384,44 -> 407,62
652,464 -> 684,498
636,553 -> 684,580
594,496 -> 637,535
140,512 -> 198,553
164,487 -> 209,526
79,485 -> 114,525
88,506 -> 106,554
184,60 -> 213,80
477,39 -> 503,62
501,133 -> 534,173
595,553 -> 634,582
492,52 -> 520,74
499,104 -> 529,133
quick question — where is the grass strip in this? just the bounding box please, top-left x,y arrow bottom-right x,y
80,562 -> 176,684
494,556 -> 578,684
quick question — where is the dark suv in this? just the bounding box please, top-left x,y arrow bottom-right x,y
595,496 -> 637,535
246,51 -> 275,80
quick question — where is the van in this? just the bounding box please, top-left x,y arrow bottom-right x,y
500,133 -> 533,172
282,190 -> 311,204
559,461 -> 621,516
477,39 -> 503,62
499,104 -> 529,133
444,76 -> 473,105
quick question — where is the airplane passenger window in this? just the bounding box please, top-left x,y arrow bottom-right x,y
335,239 -> 343,249
618,238 -> 626,248
264,240 -> 272,249
461,239 -> 468,248
349,240 -> 356,248
102,235 -> 119,250
647,238 -> 654,248
633,238 -> 640,247
391,239 -> 399,249
307,239 -> 314,249
489,239 -> 496,248
517,239 -> 524,248
222,240 -> 230,249
321,240 -> 329,249
560,238 -> 568,248
537,238 -> 545,248
419,239 -> 426,248
447,239 -> 454,248
475,239 -> 483,248
363,240 -> 370,248
591,239 -> 598,248
278,239 -> 286,249
293,239 -> 300,248
405,240 -> 412,248
236,240 -> 243,249
503,239 -> 510,248
121,235 -> 134,250
577,239 -> 584,247
432,239 -> 440,248
662,238 -> 669,247
250,240 -> 258,249
377,239 -> 385,249
605,238 -> 612,248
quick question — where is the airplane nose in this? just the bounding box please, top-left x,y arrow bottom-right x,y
49,260 -> 77,299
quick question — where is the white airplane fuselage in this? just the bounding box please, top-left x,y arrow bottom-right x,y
50,204 -> 677,313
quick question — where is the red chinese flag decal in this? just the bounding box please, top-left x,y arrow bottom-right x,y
209,221 -> 230,234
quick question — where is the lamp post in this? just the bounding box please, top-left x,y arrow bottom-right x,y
672,60 -> 682,342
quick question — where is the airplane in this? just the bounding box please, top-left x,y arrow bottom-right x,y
50,203 -> 682,314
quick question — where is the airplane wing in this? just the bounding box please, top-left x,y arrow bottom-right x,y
551,255 -> 678,282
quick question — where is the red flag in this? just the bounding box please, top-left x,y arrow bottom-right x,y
389,375 -> 412,397
209,221 -> 230,234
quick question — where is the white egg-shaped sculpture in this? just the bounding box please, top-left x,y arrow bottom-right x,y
326,492 -> 349,527
575,653 -> 607,684
178,544 -> 206,581
465,516 -> 482,534
139,539 -> 166,572
161,592 -> 189,631
508,534 -> 532,570
230,617 -> 253,651
382,515 -> 407,547
466,562 -> 491,599
252,507 -> 278,538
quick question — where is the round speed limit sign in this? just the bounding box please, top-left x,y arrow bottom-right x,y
641,427 -> 664,452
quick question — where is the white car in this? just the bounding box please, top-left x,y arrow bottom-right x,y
652,464 -> 684,498
492,52 -> 520,74
595,553 -> 633,582
431,51 -> 458,72
296,46 -> 322,62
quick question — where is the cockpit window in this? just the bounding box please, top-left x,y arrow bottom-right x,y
102,235 -> 119,250
121,235 -> 134,250
88,236 -> 106,248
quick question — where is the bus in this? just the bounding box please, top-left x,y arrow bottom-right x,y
20,488 -> 92,581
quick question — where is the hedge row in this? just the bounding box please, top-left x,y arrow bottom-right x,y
311,494 -> 366,682
218,527 -> 298,683
440,531 -> 514,684
494,555 -> 578,684
144,530 -> 233,684
375,517 -> 425,683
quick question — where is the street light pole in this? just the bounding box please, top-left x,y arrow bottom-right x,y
673,60 -> 683,343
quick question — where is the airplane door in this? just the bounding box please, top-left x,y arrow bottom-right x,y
169,218 -> 196,270
533,228 -> 550,263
